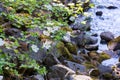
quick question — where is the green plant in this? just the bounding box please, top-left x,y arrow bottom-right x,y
0,53 -> 47,78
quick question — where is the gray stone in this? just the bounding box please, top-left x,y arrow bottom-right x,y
64,60 -> 86,74
47,64 -> 75,80
43,54 -> 60,67
100,31 -> 114,42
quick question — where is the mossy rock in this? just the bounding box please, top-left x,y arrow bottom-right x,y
83,62 -> 95,69
102,73 -> 114,80
88,51 -> 99,60
65,43 -> 77,55
56,41 -> 73,60
98,53 -> 110,63
89,69 -> 100,77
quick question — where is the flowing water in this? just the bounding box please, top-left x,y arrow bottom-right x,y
89,0 -> 120,67
90,0 -> 120,37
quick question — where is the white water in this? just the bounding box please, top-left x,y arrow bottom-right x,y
90,0 -> 120,37
90,0 -> 120,67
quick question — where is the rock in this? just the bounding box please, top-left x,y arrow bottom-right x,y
64,60 -> 86,74
83,62 -> 95,69
100,31 -> 114,42
98,52 -> 111,63
68,74 -> 92,80
108,36 -> 120,51
85,44 -> 98,51
96,11 -> 103,16
34,75 -> 44,80
88,51 -> 99,60
65,43 -> 77,55
72,54 -> 85,64
56,41 -> 73,60
43,54 -> 60,67
71,15 -> 91,31
71,32 -> 85,47
106,6 -> 118,9
84,36 -> 98,45
89,69 -> 100,77
71,32 -> 98,48
47,64 -> 75,80
98,64 -> 112,74
100,73 -> 114,80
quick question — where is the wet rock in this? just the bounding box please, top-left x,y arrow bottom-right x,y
68,74 -> 92,80
43,54 -> 60,67
89,69 -> 100,77
98,52 -> 111,63
71,32 -> 98,48
85,44 -> 98,51
98,64 -> 112,74
106,6 -> 118,9
97,5 -> 105,9
64,60 -> 86,74
71,32 -> 85,47
96,11 -> 103,16
47,64 -> 75,80
85,36 -> 98,45
100,31 -> 114,42
108,36 -> 120,51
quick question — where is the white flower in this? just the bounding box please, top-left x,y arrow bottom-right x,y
42,40 -> 52,49
0,38 -> 4,46
31,45 -> 39,53
43,30 -> 50,36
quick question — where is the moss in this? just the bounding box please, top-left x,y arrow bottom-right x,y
56,41 -> 73,60
88,51 -> 99,60
83,62 -> 95,69
102,73 -> 114,80
65,43 -> 77,55
98,52 -> 110,63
